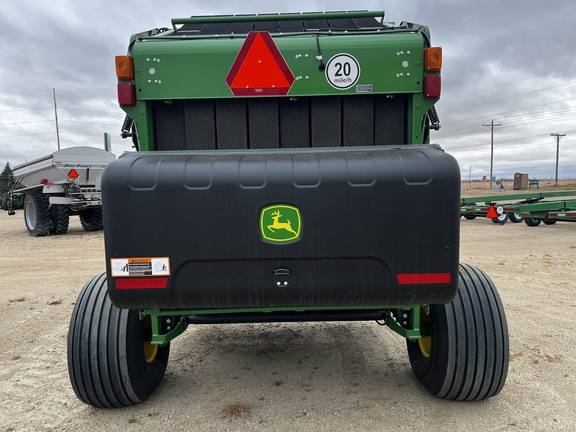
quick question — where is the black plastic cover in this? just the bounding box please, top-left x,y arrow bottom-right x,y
103,145 -> 460,310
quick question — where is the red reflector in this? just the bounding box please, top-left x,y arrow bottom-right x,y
117,83 -> 136,106
397,273 -> 451,284
423,75 -> 441,99
226,32 -> 294,96
68,169 -> 79,179
486,205 -> 498,218
115,278 -> 168,290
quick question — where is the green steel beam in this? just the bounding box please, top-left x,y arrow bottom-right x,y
141,304 -> 429,345
505,199 -> 576,214
461,190 -> 576,206
141,304 -> 424,316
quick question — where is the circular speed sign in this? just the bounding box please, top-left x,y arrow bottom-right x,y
325,53 -> 360,90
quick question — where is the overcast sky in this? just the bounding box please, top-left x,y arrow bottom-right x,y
1,0 -> 575,181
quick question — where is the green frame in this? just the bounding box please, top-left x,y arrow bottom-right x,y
141,305 -> 430,346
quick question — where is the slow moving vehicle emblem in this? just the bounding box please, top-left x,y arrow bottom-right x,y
260,204 -> 302,243
226,32 -> 295,96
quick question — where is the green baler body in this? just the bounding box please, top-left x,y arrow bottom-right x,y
107,11 -> 457,320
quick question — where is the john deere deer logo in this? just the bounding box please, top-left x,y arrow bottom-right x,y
260,204 -> 302,243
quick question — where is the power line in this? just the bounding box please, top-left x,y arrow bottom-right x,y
441,65 -> 576,101
442,80 -> 576,114
0,107 -> 52,113
444,96 -> 576,124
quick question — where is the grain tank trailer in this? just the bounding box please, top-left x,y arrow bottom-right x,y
67,11 -> 509,407
9,146 -> 116,236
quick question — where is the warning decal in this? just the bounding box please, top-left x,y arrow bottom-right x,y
111,257 -> 170,277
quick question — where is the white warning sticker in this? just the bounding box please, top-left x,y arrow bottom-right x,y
325,53 -> 360,90
110,257 -> 170,277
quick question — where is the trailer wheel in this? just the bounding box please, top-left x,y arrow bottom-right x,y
67,273 -> 170,407
406,263 -> 509,401
79,207 -> 103,231
508,212 -> 523,223
24,193 -> 52,237
542,219 -> 557,225
461,203 -> 477,220
524,217 -> 541,227
491,213 -> 509,224
50,205 -> 70,235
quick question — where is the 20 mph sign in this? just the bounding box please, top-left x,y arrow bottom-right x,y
325,53 -> 360,90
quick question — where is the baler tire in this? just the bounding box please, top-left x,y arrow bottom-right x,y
67,272 -> 170,408
406,263 -> 509,401
508,213 -> 523,223
542,219 -> 557,225
491,213 -> 508,224
24,193 -> 52,237
79,207 -> 103,231
50,205 -> 70,235
524,217 -> 541,227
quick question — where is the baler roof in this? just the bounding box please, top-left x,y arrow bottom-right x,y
176,12 -> 387,36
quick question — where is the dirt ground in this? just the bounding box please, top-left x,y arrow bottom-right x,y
1,207 -> 575,432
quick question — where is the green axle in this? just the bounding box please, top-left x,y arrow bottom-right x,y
142,305 -> 430,346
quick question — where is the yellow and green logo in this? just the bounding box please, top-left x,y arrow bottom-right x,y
260,204 -> 302,243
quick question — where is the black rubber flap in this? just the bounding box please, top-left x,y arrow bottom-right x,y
103,145 -> 460,310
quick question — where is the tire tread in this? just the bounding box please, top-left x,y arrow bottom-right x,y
67,273 -> 169,408
407,263 -> 509,401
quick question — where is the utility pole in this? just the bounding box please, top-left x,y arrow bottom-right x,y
53,88 -> 61,151
483,119 -> 501,189
550,133 -> 566,187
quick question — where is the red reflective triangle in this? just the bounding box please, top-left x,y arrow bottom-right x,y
68,169 -> 79,179
226,32 -> 294,96
486,205 -> 498,218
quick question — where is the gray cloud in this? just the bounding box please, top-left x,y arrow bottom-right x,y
1,0 -> 574,180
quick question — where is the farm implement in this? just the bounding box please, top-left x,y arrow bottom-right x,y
460,190 -> 576,225
67,10 -> 509,407
7,147 -> 116,236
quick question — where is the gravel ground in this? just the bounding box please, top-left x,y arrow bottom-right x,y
0,208 -> 575,432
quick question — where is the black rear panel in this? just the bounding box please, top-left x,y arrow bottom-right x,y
153,94 -> 406,151
103,145 -> 461,310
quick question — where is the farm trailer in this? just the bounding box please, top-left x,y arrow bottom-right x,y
460,190 -> 576,225
67,10 -> 509,407
8,146 -> 116,236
